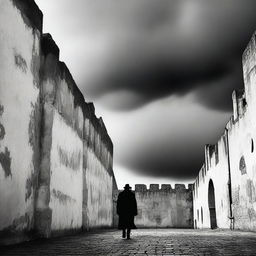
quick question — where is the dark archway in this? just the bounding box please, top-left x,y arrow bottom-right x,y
208,179 -> 217,229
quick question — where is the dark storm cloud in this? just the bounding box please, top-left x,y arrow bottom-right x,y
194,62 -> 244,110
36,0 -> 256,182
107,96 -> 230,180
79,0 -> 256,111
122,142 -> 204,179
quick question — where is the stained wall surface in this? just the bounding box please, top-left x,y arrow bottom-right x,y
193,140 -> 230,229
0,0 -> 42,243
133,184 -> 193,228
82,114 -> 115,229
0,0 -> 116,244
193,32 -> 256,231
228,33 -> 256,230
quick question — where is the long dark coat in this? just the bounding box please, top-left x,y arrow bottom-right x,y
117,190 -> 137,229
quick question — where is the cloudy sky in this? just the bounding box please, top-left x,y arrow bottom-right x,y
36,0 -> 256,189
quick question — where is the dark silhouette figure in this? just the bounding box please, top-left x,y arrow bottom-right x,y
117,184 -> 137,239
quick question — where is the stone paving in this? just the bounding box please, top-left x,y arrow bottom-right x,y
1,229 -> 256,255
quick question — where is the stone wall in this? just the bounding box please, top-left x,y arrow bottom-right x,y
193,140 -> 231,229
193,32 -> 256,231
82,105 -> 115,229
0,0 -> 42,244
0,0 -> 116,245
114,184 -> 193,228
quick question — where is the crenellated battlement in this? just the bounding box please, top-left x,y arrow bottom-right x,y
204,143 -> 219,170
232,89 -> 247,121
133,183 -> 193,228
134,183 -> 193,193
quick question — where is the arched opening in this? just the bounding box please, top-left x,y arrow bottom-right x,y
208,179 -> 217,229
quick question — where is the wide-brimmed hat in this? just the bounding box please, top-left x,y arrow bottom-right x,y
124,184 -> 131,189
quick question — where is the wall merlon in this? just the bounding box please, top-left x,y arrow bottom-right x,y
149,184 -> 159,192
188,184 -> 194,190
135,184 -> 147,192
161,184 -> 172,191
175,184 -> 186,191
208,144 -> 215,158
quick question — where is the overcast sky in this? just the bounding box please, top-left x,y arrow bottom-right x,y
35,0 -> 256,189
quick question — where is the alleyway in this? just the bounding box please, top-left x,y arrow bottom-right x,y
2,229 -> 256,255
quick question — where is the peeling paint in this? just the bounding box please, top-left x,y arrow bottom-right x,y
0,104 -> 5,140
14,52 -> 27,73
31,33 -> 40,88
246,179 -> 256,203
0,124 -> 5,140
0,147 -> 12,178
52,189 -> 76,204
239,156 -> 247,175
27,98 -> 41,205
58,146 -> 81,171
25,178 -> 32,201
0,213 -> 32,235
28,99 -> 41,170
0,104 -> 4,116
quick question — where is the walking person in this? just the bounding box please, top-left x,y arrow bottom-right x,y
117,184 -> 138,239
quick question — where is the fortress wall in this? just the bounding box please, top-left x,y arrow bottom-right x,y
193,32 -> 256,231
0,0 -> 42,243
82,106 -> 115,229
227,32 -> 256,230
38,34 -> 84,234
133,184 -> 193,228
193,138 -> 230,229
0,0 -> 116,244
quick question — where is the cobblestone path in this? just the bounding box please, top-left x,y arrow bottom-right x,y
2,229 -> 256,255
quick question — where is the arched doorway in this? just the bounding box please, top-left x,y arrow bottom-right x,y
208,179 -> 217,229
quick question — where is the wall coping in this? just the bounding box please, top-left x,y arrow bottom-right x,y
134,184 -> 193,193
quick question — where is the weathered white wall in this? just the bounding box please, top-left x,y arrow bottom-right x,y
0,0 -> 41,235
134,184 -> 193,228
227,32 -> 256,230
228,113 -> 256,230
84,149 -> 113,228
49,110 -> 83,231
193,138 -> 230,229
0,0 -> 116,244
193,32 -> 256,231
